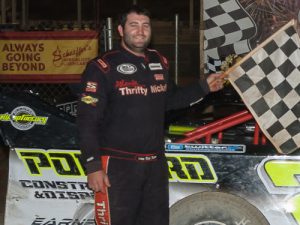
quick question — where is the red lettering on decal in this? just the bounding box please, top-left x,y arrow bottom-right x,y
115,80 -> 141,88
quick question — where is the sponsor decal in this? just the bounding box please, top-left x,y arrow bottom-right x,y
149,63 -> 163,70
16,148 -> 86,177
2,43 -> 46,71
96,58 -> 110,73
97,58 -> 108,69
52,44 -> 93,67
85,81 -> 97,93
0,106 -> 48,130
31,218 -> 95,225
119,86 -> 148,96
154,73 -> 164,81
116,83 -> 167,96
81,95 -> 98,105
0,35 -> 97,77
15,148 -> 92,200
115,80 -> 165,96
258,156 -> 300,225
56,101 -> 78,116
137,155 -> 157,161
16,148 -> 217,184
166,153 -> 218,183
115,79 -> 139,88
150,84 -> 167,93
19,179 -> 93,200
116,63 -> 137,74
95,200 -> 110,225
258,157 -> 300,194
116,80 -> 148,96
165,143 -> 246,153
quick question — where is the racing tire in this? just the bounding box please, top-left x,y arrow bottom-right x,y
73,202 -> 94,222
170,191 -> 269,225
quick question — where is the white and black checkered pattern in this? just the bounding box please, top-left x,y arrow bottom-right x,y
207,56 -> 223,73
204,40 -> 251,73
205,39 -> 253,61
204,0 -> 256,52
204,0 -> 257,74
229,24 -> 300,154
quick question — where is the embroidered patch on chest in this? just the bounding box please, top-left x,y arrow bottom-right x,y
117,64 -> 137,74
149,63 -> 163,70
154,74 -> 164,81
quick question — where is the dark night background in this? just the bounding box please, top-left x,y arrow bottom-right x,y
26,0 -> 200,23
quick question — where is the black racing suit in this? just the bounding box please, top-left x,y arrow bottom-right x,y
77,46 -> 210,225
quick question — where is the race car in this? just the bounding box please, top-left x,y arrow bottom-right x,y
1,90 -> 300,225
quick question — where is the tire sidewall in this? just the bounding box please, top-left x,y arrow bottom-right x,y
170,191 -> 269,225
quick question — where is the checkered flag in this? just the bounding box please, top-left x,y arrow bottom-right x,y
207,56 -> 223,73
227,20 -> 300,154
204,0 -> 256,56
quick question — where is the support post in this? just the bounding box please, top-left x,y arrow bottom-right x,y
189,0 -> 194,30
107,17 -> 113,50
175,14 -> 179,85
77,0 -> 82,28
1,0 -> 6,24
199,0 -> 205,79
95,0 -> 100,30
12,0 -> 17,23
21,0 -> 28,30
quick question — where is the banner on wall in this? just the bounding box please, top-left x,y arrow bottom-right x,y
0,31 -> 99,82
204,0 -> 300,73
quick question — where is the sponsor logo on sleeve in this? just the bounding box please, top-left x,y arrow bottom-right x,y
97,59 -> 108,69
117,64 -> 137,74
96,58 -> 110,73
81,95 -> 99,105
85,81 -> 97,93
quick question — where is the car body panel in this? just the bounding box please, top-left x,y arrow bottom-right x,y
1,92 -> 300,225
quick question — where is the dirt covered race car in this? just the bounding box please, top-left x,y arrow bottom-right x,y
1,90 -> 300,225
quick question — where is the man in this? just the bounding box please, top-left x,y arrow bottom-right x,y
77,5 -> 224,225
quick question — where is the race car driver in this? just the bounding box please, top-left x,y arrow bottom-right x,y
77,4 -> 224,225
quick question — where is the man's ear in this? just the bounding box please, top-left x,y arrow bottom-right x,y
117,25 -> 124,37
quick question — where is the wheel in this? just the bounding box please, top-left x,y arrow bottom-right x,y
170,191 -> 269,225
73,202 -> 95,222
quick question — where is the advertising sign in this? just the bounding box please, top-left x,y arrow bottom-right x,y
0,31 -> 98,82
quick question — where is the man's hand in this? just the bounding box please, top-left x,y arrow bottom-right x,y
206,73 -> 225,92
87,170 -> 111,193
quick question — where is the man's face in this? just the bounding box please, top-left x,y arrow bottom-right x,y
118,12 -> 151,54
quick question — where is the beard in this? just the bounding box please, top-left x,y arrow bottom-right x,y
123,34 -> 151,54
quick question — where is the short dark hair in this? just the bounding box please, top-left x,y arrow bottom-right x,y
118,5 -> 151,28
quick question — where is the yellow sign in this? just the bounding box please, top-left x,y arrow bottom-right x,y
0,31 -> 98,81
